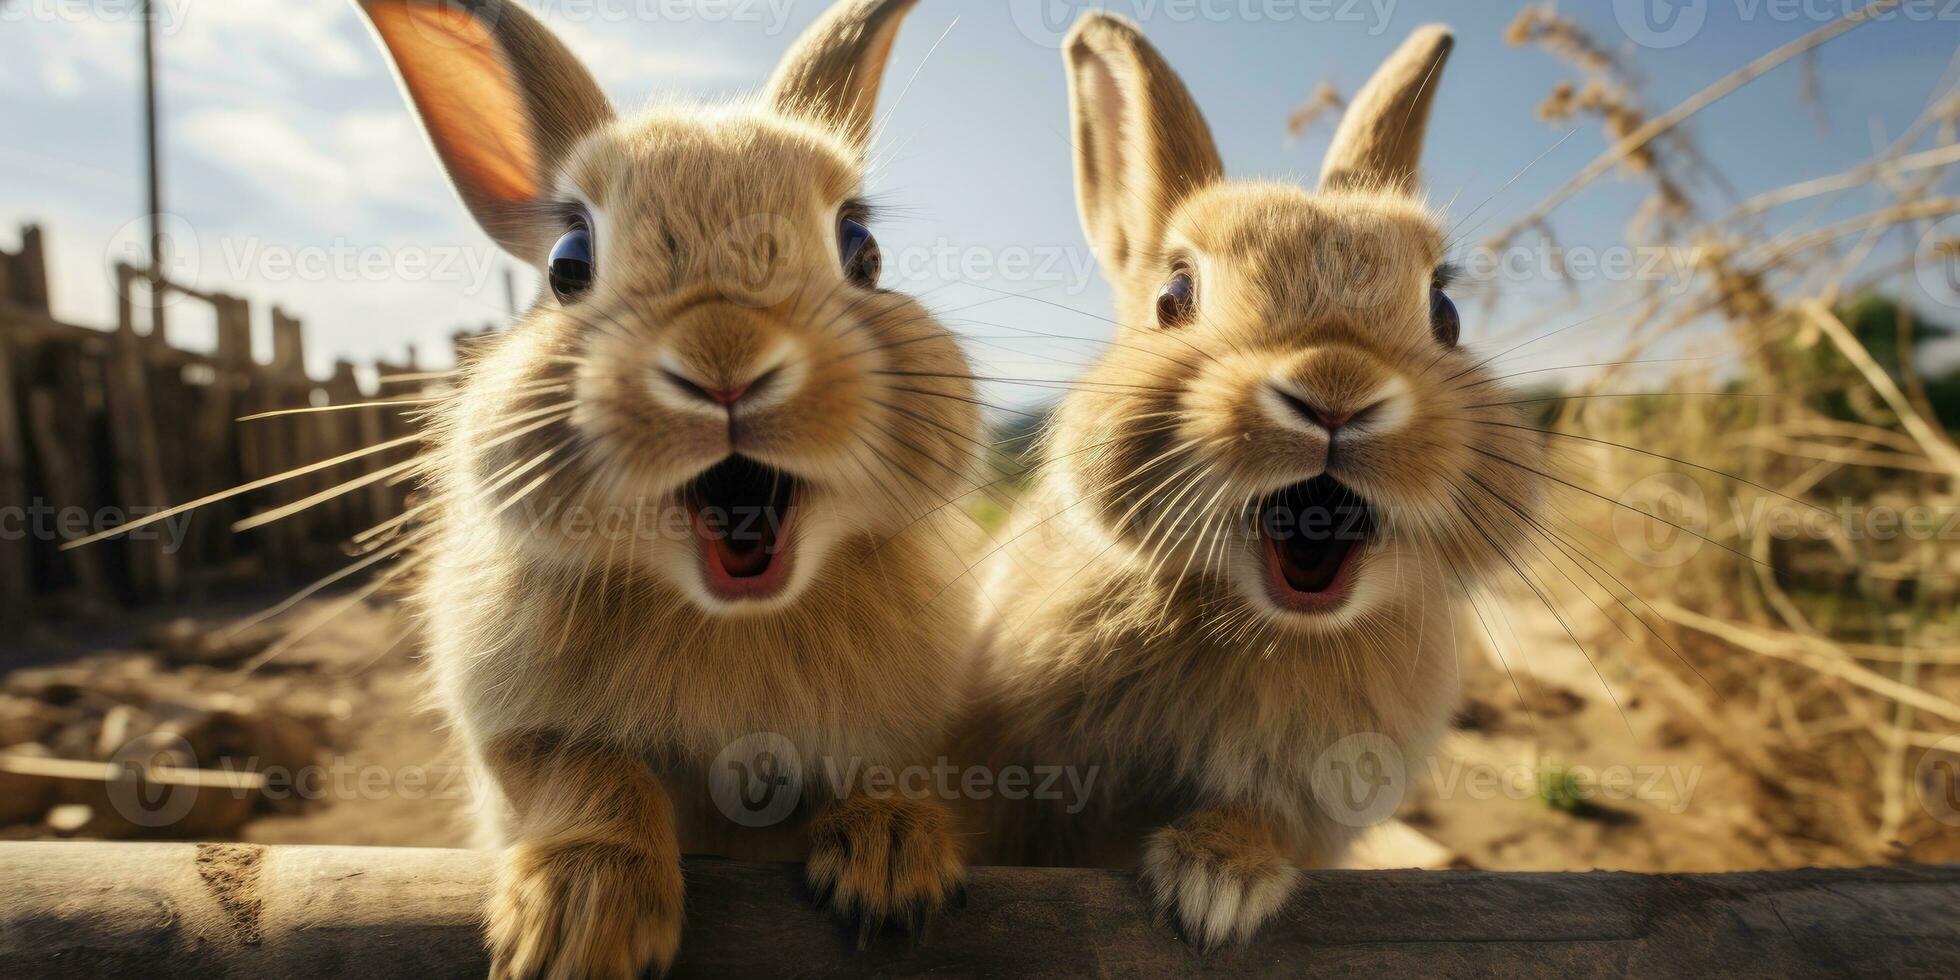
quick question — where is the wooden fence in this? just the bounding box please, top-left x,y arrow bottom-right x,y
0,224 -> 467,615
4,843 -> 1957,977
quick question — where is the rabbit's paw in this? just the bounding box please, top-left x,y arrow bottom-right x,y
489,841 -> 683,980
806,795 -> 965,947
1141,810 -> 1301,950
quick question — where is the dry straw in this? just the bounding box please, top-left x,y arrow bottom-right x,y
1468,1 -> 1960,863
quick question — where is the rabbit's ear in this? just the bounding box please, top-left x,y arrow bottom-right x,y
764,0 -> 918,151
357,0 -> 613,263
1318,25 -> 1452,194
1063,13 -> 1222,285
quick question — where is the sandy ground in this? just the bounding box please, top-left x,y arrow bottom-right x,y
4,593 -> 1935,870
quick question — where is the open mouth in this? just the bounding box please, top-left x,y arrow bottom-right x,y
683,456 -> 799,602
1254,474 -> 1375,612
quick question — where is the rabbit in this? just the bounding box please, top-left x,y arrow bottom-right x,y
354,0 -> 981,974
959,13 -> 1546,948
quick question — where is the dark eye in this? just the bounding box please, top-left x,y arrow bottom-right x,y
1430,287 -> 1459,347
1157,271 -> 1196,327
839,217 -> 880,287
548,222 -> 595,302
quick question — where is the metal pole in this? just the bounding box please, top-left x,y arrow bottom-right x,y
141,0 -> 166,345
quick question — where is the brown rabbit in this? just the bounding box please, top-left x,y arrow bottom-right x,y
962,13 -> 1545,948
355,0 -> 980,974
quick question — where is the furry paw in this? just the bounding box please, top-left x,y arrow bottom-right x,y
1141,811 -> 1301,950
489,841 -> 684,980
806,796 -> 966,947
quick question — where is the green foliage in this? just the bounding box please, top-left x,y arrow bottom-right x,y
1798,293 -> 1960,429
985,404 -> 1057,491
1537,765 -> 1586,815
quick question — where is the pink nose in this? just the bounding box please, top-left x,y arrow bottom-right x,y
704,382 -> 752,405
1277,388 -> 1356,431
1308,406 -> 1354,429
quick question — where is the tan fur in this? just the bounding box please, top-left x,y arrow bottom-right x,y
806,795 -> 965,944
962,13 -> 1544,947
486,734 -> 684,979
357,1 -> 978,975
1318,25 -> 1454,193
1142,804 -> 1302,949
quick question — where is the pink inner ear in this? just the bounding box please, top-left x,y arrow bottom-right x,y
1084,56 -> 1126,161
368,2 -> 539,204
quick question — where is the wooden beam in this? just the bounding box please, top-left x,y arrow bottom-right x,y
1,843 -> 1955,977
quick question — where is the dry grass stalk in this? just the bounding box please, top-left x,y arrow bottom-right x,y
1475,0 -> 1958,864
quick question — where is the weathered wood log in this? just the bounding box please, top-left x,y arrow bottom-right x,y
1,843 -> 1955,978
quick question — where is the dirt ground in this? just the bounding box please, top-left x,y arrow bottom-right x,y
2,594 -> 1943,870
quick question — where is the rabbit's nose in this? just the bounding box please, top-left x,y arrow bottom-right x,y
652,345 -> 799,416
671,374 -> 755,406
1270,387 -> 1367,433
660,364 -> 784,411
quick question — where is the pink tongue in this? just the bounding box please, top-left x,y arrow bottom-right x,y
707,518 -> 778,578
1274,535 -> 1349,593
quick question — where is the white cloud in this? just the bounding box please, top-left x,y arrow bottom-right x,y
550,16 -> 757,91
1,16 -> 137,98
1,0 -> 806,385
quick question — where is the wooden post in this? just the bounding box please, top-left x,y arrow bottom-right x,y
105,265 -> 178,598
0,338 -> 29,611
26,390 -> 108,598
2,844 -> 1959,977
318,361 -> 367,531
4,225 -> 51,312
270,307 -> 305,375
213,294 -> 252,368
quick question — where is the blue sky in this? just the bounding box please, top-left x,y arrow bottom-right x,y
3,1 -> 1957,405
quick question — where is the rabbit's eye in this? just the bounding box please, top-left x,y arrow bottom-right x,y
839,217 -> 881,288
548,223 -> 595,302
1157,272 -> 1197,328
1429,288 -> 1460,347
